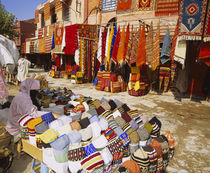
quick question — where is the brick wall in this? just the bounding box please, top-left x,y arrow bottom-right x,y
55,0 -> 63,13
35,10 -> 39,24
88,0 -> 100,14
44,2 -> 50,21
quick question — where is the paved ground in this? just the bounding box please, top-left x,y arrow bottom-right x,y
2,68 -> 210,173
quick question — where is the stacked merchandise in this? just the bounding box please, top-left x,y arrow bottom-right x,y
94,71 -> 127,93
18,89 -> 175,173
128,66 -> 149,96
71,65 -> 83,84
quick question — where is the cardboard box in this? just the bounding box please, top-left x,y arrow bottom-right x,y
22,139 -> 43,161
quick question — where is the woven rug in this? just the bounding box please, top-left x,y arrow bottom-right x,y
117,0 -> 132,11
179,0 -> 208,40
138,0 -> 153,11
155,0 -> 179,16
146,22 -> 153,66
204,1 -> 210,42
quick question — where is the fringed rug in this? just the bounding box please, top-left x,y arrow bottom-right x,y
179,0 -> 208,40
155,0 -> 179,16
203,1 -> 210,42
117,0 -> 132,11
138,0 -> 154,11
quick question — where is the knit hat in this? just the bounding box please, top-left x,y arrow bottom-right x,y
121,104 -> 130,112
119,132 -> 130,146
113,99 -> 123,107
113,166 -> 131,173
149,139 -> 163,159
112,110 -> 122,118
122,123 -> 135,135
81,152 -> 104,172
35,121 -> 49,134
129,143 -> 139,154
92,135 -> 108,150
117,106 -> 125,115
40,128 -> 58,144
132,115 -> 143,127
131,148 -> 149,172
103,128 -> 117,142
139,140 -> 147,148
122,160 -> 140,173
56,124 -> 72,136
70,111 -> 82,121
142,145 -> 158,173
98,117 -> 108,131
97,106 -> 106,116
50,134 -> 69,150
41,112 -> 55,124
127,110 -> 139,119
68,146 -> 86,161
89,114 -> 100,123
53,145 -> 69,163
150,122 -> 160,138
79,127 -> 93,142
129,131 -> 140,144
79,117 -> 90,129
89,121 -> 101,137
99,147 -> 113,165
101,101 -> 111,110
103,111 -> 114,121
137,125 -> 150,141
57,115 -> 72,124
100,97 -> 108,103
108,119 -> 118,130
144,122 -> 153,134
87,108 -> 98,117
108,100 -> 117,111
18,114 -> 34,127
107,138 -> 124,155
70,120 -> 81,130
67,161 -> 83,173
27,117 -> 43,133
122,112 -> 132,123
115,116 -> 126,127
83,143 -> 97,156
138,114 -> 148,124
49,119 -> 64,131
122,145 -> 130,158
149,117 -> 161,131
113,126 -> 124,137
129,119 -> 139,131
68,130 -> 82,144
91,99 -> 101,109
72,104 -> 85,113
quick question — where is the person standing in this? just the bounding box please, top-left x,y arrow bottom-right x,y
17,56 -> 31,82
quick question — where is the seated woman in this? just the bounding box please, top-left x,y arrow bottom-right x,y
6,79 -> 43,141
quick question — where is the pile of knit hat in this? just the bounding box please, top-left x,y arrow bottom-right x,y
18,89 -> 175,173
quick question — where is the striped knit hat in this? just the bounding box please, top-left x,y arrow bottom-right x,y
142,145 -> 158,173
103,128 -> 117,142
122,160 -> 140,173
128,131 -> 140,144
103,111 -> 114,121
137,125 -> 150,141
101,101 -> 111,110
119,132 -> 130,146
149,117 -> 162,138
108,119 -> 118,130
81,151 -> 104,172
83,143 -> 97,156
131,148 -> 149,172
122,123 -> 135,136
127,110 -> 139,119
113,166 -> 131,173
115,116 -> 127,127
108,100 -> 117,111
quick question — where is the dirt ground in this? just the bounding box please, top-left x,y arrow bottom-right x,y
2,68 -> 210,173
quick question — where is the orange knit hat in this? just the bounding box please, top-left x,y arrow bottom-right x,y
122,160 -> 140,173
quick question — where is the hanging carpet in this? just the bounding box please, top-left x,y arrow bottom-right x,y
155,0 -> 179,16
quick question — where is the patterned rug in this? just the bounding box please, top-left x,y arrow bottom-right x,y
203,1 -> 210,42
179,0 -> 208,40
117,0 -> 132,11
155,0 -> 179,16
138,0 -> 154,11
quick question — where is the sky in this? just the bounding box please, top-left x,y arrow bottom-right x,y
1,0 -> 47,21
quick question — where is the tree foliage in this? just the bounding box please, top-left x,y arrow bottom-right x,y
0,0 -> 18,39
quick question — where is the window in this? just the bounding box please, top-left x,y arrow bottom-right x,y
41,13 -> 45,28
63,5 -> 71,21
102,0 -> 117,12
51,7 -> 56,24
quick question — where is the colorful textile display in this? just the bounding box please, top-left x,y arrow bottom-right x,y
117,0 -> 132,11
110,25 -> 118,62
159,67 -> 171,92
179,0 -> 208,40
138,0 -> 154,11
124,24 -> 130,63
107,25 -> 114,66
126,25 -> 134,64
77,24 -> 97,40
45,36 -> 52,53
117,26 -> 126,64
146,22 -> 153,66
160,28 -> 171,64
136,23 -> 146,67
112,27 -> 121,63
53,27 -> 64,53
64,24 -> 78,55
204,0 -> 210,42
97,28 -> 103,63
155,0 -> 179,16
102,27 -> 107,64
199,42 -> 210,66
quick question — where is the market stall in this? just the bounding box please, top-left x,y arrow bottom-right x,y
20,88 -> 175,173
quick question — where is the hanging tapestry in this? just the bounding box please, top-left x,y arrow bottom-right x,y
179,0 -> 208,40
45,36 -> 52,53
78,25 -> 97,39
117,26 -> 125,63
38,28 -> 43,39
38,38 -> 45,53
138,0 -> 153,11
97,28 -> 103,63
88,40 -> 92,82
151,22 -> 160,71
136,23 -> 146,67
112,27 -> 121,63
204,1 -> 210,42
160,28 -> 171,64
170,20 -> 179,62
155,0 -> 179,16
102,27 -> 107,64
30,40 -> 35,54
146,22 -> 153,66
130,26 -> 141,65
49,24 -> 54,37
117,0 -> 132,11
64,24 -> 78,55
199,42 -> 210,66
79,38 -> 84,74
53,27 -> 64,53
110,25 -> 118,60
126,25 -> 133,64
105,26 -> 110,66
124,24 -> 130,63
